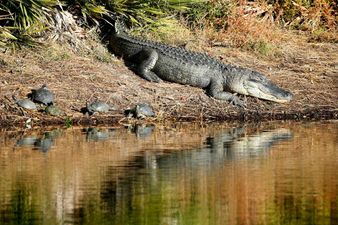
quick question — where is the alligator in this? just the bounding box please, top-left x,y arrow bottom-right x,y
109,21 -> 293,107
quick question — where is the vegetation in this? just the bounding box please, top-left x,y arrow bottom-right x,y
0,0 -> 200,48
64,117 -> 73,128
0,0 -> 337,50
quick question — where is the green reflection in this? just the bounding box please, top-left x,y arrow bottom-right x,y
0,122 -> 337,225
1,181 -> 41,225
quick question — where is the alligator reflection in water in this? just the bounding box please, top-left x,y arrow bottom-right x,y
209,127 -> 292,159
99,126 -> 293,216
142,127 -> 292,169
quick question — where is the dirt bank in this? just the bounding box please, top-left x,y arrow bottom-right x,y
0,33 -> 337,128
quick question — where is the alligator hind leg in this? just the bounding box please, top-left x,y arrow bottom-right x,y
208,79 -> 245,107
133,49 -> 162,82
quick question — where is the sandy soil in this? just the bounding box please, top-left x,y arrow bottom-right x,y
0,33 -> 337,128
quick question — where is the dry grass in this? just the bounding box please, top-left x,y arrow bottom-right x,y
184,0 -> 337,53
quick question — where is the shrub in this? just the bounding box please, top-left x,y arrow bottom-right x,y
0,0 -> 336,49
270,0 -> 337,30
184,0 -> 234,30
0,0 -> 60,47
0,0 -> 201,48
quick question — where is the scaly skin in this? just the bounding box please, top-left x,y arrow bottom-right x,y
109,21 -> 293,107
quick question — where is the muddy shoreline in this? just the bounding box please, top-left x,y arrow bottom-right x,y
1,106 -> 336,129
1,34 -> 337,129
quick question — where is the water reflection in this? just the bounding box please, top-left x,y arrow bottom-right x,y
133,124 -> 155,138
128,127 -> 293,172
15,135 -> 38,147
96,126 -> 294,224
0,122 -> 337,225
2,181 -> 42,224
15,129 -> 63,152
84,128 -> 111,141
83,125 -> 155,142
209,127 -> 293,159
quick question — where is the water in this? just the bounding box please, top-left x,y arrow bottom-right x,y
0,122 -> 337,225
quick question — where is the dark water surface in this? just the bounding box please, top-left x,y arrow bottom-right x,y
0,122 -> 337,225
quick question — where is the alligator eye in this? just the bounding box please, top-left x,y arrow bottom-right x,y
248,78 -> 260,83
250,72 -> 267,81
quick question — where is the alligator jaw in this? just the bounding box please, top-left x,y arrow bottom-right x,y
233,71 -> 293,103
244,76 -> 293,103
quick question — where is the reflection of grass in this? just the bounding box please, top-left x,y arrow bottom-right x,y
1,183 -> 41,225
94,166 -> 219,225
265,195 -> 334,225
70,167 -> 216,225
3,167 -> 335,225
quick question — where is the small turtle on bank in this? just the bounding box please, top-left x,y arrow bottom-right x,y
12,95 -> 37,110
29,84 -> 54,105
82,101 -> 117,115
45,105 -> 65,116
127,103 -> 155,119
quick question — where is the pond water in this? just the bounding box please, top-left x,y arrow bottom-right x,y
0,121 -> 337,225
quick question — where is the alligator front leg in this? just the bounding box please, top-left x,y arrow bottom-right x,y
135,49 -> 162,83
208,79 -> 245,107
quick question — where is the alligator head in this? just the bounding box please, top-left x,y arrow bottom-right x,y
228,69 -> 293,103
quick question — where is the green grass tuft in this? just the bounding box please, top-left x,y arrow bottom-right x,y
247,40 -> 274,56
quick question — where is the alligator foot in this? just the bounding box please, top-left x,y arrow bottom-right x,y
144,71 -> 162,83
208,80 -> 246,108
229,95 -> 246,108
135,49 -> 162,83
211,91 -> 246,108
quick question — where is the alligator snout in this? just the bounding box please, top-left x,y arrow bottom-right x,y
282,91 -> 293,102
241,74 -> 294,103
267,84 -> 293,103
273,91 -> 293,103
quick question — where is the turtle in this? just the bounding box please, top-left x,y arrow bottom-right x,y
127,103 -> 155,119
29,84 -> 54,105
12,95 -> 37,110
83,101 -> 117,115
45,105 -> 65,116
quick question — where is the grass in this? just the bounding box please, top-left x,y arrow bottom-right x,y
131,18 -> 193,45
309,27 -> 338,43
45,45 -> 72,61
0,0 -> 201,48
247,40 -> 275,56
64,117 -> 73,128
86,31 -> 115,63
